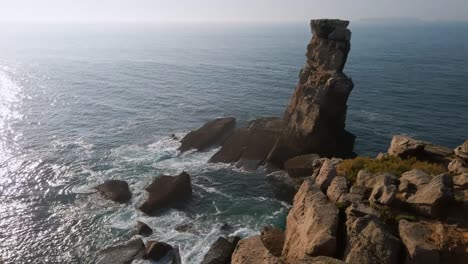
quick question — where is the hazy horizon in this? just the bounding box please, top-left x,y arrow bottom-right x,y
0,0 -> 467,24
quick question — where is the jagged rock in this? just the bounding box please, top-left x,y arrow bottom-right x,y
453,173 -> 468,189
399,220 -> 468,264
284,154 -> 321,177
454,140 -> 468,161
231,235 -> 283,264
260,226 -> 285,257
201,236 -> 240,264
314,158 -> 341,192
344,205 -> 401,264
282,19 -> 355,159
448,159 -> 468,174
356,171 -> 397,198
96,239 -> 145,264
266,171 -> 302,203
179,117 -> 236,152
406,173 -> 453,217
209,117 -> 287,169
143,241 -> 174,261
282,180 -> 338,262
135,221 -> 152,237
398,169 -> 431,199
96,180 -> 132,203
139,172 -> 192,215
369,174 -> 397,206
327,176 -> 349,203
376,152 -> 389,160
388,135 -> 453,164
338,185 -> 365,206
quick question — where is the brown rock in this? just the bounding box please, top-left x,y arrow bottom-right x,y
231,235 -> 283,264
139,172 -> 192,215
388,135 -> 453,164
399,220 -> 440,264
96,239 -> 145,264
327,176 -> 349,203
282,180 -> 338,262
144,241 -> 174,261
201,236 -> 240,264
314,159 -> 340,192
296,256 -> 345,264
453,173 -> 468,189
369,174 -> 397,206
448,159 -> 468,174
96,180 -> 132,203
135,221 -> 152,237
260,226 -> 285,257
284,154 -> 321,177
406,173 -> 453,217
454,140 -> 468,161
179,117 -> 236,152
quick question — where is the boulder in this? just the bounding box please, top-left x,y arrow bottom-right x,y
344,205 -> 401,264
369,174 -> 397,206
448,159 -> 468,174
284,154 -> 321,177
179,117 -> 236,152
453,173 -> 468,189
399,220 -> 468,264
201,236 -> 240,264
231,235 -> 283,264
326,176 -> 349,203
314,159 -> 338,192
96,239 -> 145,264
260,226 -> 285,257
143,241 -> 174,261
139,172 -> 192,215
406,173 -> 453,217
356,171 -> 397,198
96,180 -> 132,203
388,135 -> 453,164
454,140 -> 468,161
282,180 -> 339,262
135,221 -> 152,237
338,184 -> 366,206
398,169 -> 431,199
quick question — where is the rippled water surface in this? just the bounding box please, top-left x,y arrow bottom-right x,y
0,22 -> 467,263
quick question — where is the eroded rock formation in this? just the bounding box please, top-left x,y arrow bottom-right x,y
95,180 -> 132,203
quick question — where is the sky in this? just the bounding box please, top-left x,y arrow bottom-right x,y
0,0 -> 467,23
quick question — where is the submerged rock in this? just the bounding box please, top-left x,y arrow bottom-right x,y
143,241 -> 174,261
135,221 -> 152,237
179,117 -> 236,152
282,179 -> 339,262
139,171 -> 192,215
96,239 -> 145,264
388,135 -> 453,164
266,171 -> 303,203
201,236 -> 240,264
231,235 -> 282,264
406,173 -> 453,218
260,226 -> 285,257
96,180 -> 132,203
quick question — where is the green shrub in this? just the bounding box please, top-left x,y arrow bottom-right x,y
337,155 -> 446,183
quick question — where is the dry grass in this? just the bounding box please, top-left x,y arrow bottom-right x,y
337,155 -> 446,183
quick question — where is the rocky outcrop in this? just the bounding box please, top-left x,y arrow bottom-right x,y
369,173 -> 397,206
283,19 -> 355,159
282,180 -> 339,262
399,220 -> 468,264
398,169 -> 431,199
356,171 -> 397,198
143,241 -> 175,261
344,204 -> 402,264
261,226 -> 285,257
454,140 -> 468,161
448,159 -> 468,174
388,135 -> 453,165
96,180 -> 132,203
139,171 -> 192,215
96,239 -> 145,264
179,117 -> 236,152
284,154 -> 321,177
231,235 -> 283,264
314,159 -> 339,192
201,236 -> 240,264
406,173 -> 453,218
327,176 -> 349,203
135,221 -> 152,237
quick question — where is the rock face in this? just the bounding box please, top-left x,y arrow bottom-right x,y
283,19 -> 355,158
369,173 -> 397,206
96,180 -> 132,203
179,117 -> 236,152
135,221 -> 152,237
406,173 -> 453,217
139,172 -> 192,215
388,135 -> 453,164
398,169 -> 431,199
284,154 -> 321,177
454,140 -> 468,161
96,239 -> 145,264
314,159 -> 338,192
260,226 -> 285,257
201,236 -> 240,264
282,180 -> 339,262
399,220 -> 440,264
326,176 -> 349,203
231,235 -> 282,264
344,204 -> 402,264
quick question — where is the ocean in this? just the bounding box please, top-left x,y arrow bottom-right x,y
0,22 -> 467,263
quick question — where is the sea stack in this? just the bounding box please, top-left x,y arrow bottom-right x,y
283,19 -> 355,158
